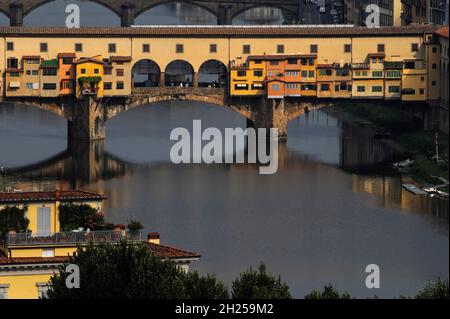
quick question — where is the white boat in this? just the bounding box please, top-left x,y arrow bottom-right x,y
402,184 -> 428,195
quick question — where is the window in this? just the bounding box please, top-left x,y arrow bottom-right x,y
388,86 -> 400,93
287,58 -> 297,65
7,42 -> 14,51
251,83 -> 264,90
243,45 -> 251,54
75,43 -> 83,52
269,61 -> 279,66
411,43 -> 419,52
432,81 -> 437,86
372,86 -> 383,92
357,86 -> 365,92
26,83 -> 33,89
309,58 -> 315,66
143,44 -> 150,53
0,285 -> 9,299
420,88 -> 425,95
104,68 -> 112,75
32,70 -> 39,76
210,44 -> 217,53
308,71 -> 315,78
117,81 -> 124,90
344,44 -> 352,53
310,44 -> 318,54
301,59 -> 308,66
175,44 -> 184,53
43,83 -> 57,90
116,69 -> 124,76
37,283 -> 50,299
62,57 -> 73,65
81,69 -> 86,74
432,46 -> 437,53
377,44 -> 385,53
372,71 -> 383,77
301,84 -> 316,91
253,60 -> 262,64
271,84 -> 280,91
319,69 -> 332,76
108,43 -> 116,53
301,70 -> 308,77
94,69 -> 99,74
234,83 -> 248,90
253,70 -> 263,77
404,61 -> 415,69
26,70 -> 31,75
432,63 -> 437,69
9,72 -> 19,77
43,68 -> 57,76
336,69 -> 350,77
104,82 -> 112,90
42,248 -> 54,257
277,45 -> 284,53
286,71 -> 299,76
386,70 -> 401,78
320,84 -> 330,91
286,83 -> 298,89
40,43 -> 48,52
237,70 -> 247,77
7,58 -> 18,69
63,81 -> 73,89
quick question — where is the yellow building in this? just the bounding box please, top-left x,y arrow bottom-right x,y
103,56 -> 133,97
230,58 -> 266,96
74,58 -> 104,98
0,190 -> 200,299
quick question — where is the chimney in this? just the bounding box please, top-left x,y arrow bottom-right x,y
147,232 -> 160,245
55,190 -> 61,201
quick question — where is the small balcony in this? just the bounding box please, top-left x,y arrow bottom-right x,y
2,230 -> 144,248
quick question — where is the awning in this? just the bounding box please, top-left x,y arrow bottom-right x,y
9,82 -> 20,88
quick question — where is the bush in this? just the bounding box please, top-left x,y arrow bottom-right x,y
184,271 -> 229,299
127,220 -> 144,236
231,263 -> 291,299
415,278 -> 449,299
0,206 -> 30,237
304,284 -> 351,299
58,204 -> 105,231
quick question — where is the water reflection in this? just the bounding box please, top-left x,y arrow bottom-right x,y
0,102 -> 448,297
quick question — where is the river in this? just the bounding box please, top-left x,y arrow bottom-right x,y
0,101 -> 448,298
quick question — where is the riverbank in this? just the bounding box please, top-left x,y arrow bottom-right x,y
326,101 -> 449,188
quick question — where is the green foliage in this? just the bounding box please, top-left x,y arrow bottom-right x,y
47,240 -> 187,299
127,220 -> 144,236
184,271 -> 229,299
415,278 -> 449,299
0,206 -> 29,237
58,204 -> 105,231
231,263 -> 292,299
304,284 -> 351,299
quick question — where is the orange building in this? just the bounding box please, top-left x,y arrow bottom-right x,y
57,53 -> 76,96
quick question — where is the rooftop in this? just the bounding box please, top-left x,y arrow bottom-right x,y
0,190 -> 106,204
248,54 -> 317,60
0,25 -> 439,37
435,26 -> 449,39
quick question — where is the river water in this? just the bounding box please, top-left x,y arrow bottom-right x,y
0,101 -> 448,298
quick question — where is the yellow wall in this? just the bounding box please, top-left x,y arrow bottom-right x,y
75,61 -> 104,98
9,246 -> 77,258
0,272 -> 55,299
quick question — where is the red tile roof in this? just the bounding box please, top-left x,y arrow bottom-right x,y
0,25 -> 440,37
74,58 -> 104,65
22,55 -> 41,59
4,68 -> 23,73
435,26 -> 449,39
0,242 -> 200,266
57,53 -> 76,58
368,53 -> 386,58
0,190 -> 106,204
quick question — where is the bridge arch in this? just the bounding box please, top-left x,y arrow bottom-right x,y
22,0 -> 121,24
198,60 -> 228,88
132,59 -> 161,88
165,60 -> 195,87
134,1 -> 218,21
231,5 -> 296,22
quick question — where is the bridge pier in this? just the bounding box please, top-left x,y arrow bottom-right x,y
217,5 -> 232,25
121,4 -> 135,27
10,4 -> 23,27
159,72 -> 166,87
251,98 -> 288,141
68,96 -> 106,142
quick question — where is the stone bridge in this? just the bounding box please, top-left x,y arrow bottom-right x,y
0,0 -> 301,26
1,87 -> 330,142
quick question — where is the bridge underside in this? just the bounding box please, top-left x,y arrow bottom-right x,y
1,87 -> 328,142
0,0 -> 299,26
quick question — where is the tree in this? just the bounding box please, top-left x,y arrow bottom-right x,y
47,240 -> 187,299
58,203 -> 105,231
415,278 -> 449,299
231,263 -> 291,299
184,271 -> 229,299
0,206 -> 29,237
304,284 -> 351,299
127,220 -> 144,236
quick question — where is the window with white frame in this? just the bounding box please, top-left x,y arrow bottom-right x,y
37,283 -> 50,299
0,284 -> 10,299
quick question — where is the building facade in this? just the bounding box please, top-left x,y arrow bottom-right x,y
401,0 -> 449,26
345,0 -> 403,26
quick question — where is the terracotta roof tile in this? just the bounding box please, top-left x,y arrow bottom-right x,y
435,26 -> 449,39
110,56 -> 132,62
0,25 -> 439,37
0,190 -> 107,204
4,68 -> 23,73
144,242 -> 200,259
0,256 -> 69,266
57,53 -> 76,58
